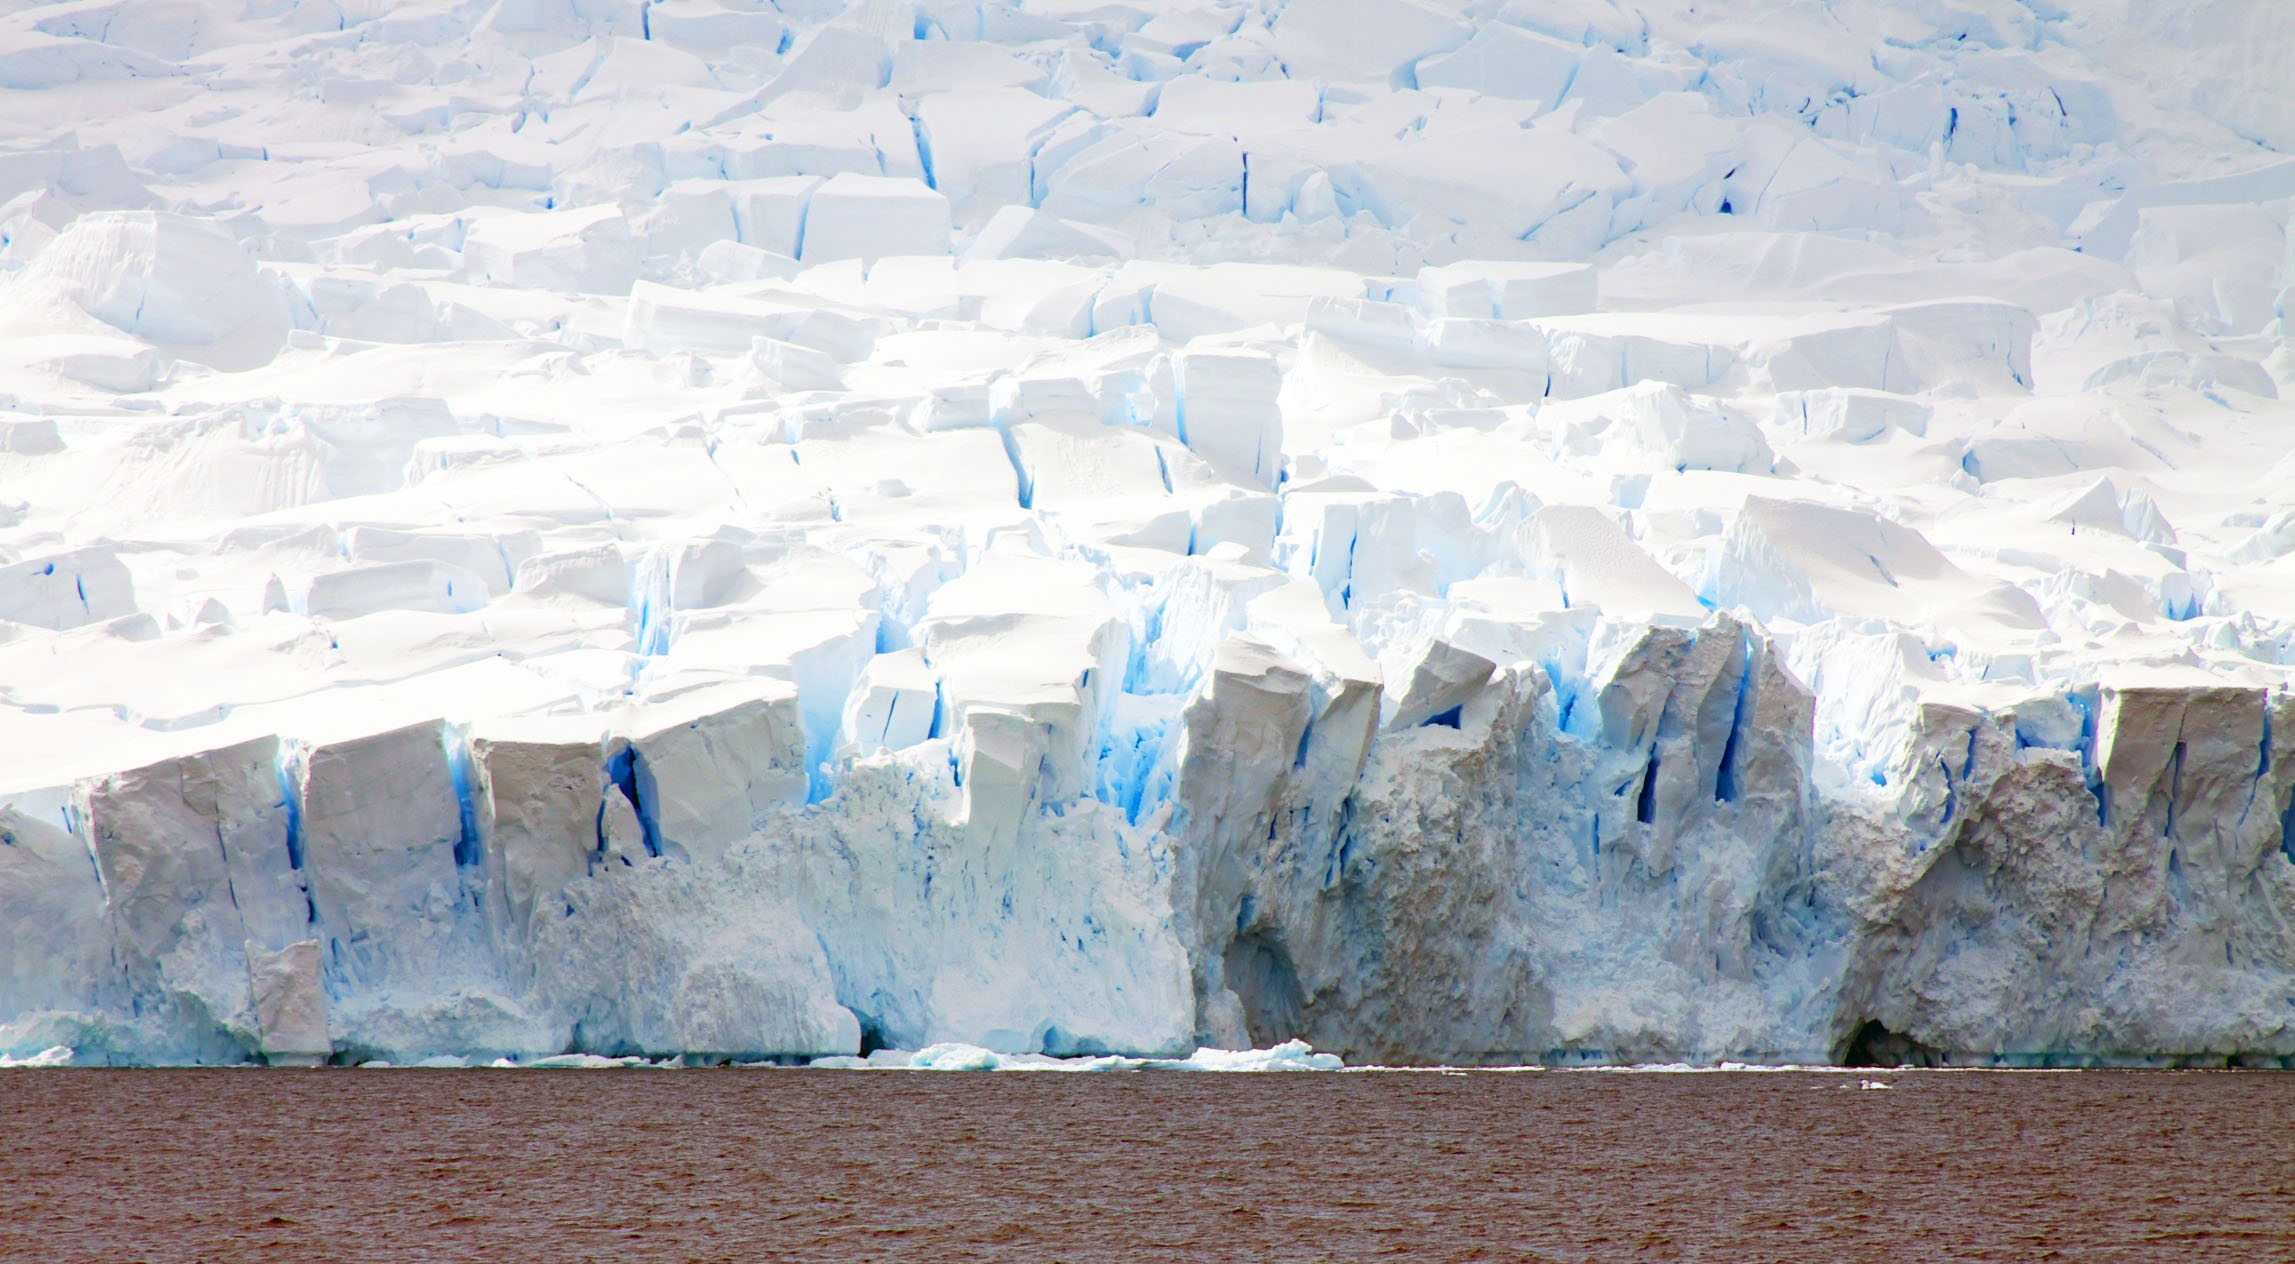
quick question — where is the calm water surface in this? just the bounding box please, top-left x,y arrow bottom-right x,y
3,1067 -> 2290,1262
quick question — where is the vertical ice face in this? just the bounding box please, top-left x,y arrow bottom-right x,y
74,738 -> 306,1061
623,687 -> 809,864
466,723 -> 614,962
294,722 -> 470,997
1,0 -> 2294,1065
247,941 -> 328,1065
1835,683 -> 2295,1061
0,808 -> 109,1049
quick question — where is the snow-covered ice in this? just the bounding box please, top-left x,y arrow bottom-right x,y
2,0 -> 2294,1067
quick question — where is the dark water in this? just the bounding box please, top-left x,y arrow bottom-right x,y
3,1068 -> 2291,1263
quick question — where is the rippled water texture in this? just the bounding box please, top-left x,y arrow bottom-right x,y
4,1069 -> 2291,1262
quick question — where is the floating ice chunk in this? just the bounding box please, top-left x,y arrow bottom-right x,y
900,1039 -> 1343,1071
1162,1039 -> 1344,1071
910,1041 -> 1004,1070
798,174 -> 951,263
522,1053 -> 651,1069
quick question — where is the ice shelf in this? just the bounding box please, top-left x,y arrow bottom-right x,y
2,0 -> 2294,1065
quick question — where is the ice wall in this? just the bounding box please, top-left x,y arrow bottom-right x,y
1,0 -> 2293,1064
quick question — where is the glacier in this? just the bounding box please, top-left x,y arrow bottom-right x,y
1,0 -> 2294,1067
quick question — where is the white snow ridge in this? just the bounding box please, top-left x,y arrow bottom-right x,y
1,0 -> 2293,1069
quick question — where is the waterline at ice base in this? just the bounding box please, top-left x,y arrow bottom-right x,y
3,0 -> 2294,1067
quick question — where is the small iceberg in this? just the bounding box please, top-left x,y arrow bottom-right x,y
861,1038 -> 1345,1072
1155,1040 -> 1346,1072
520,1053 -> 664,1069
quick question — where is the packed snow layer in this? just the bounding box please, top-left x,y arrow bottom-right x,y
2,0 -> 2294,1066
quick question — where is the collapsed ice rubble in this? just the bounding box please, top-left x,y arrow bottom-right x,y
2,1 -> 2295,1066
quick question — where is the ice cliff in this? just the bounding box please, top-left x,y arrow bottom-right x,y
3,0 -> 2295,1065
